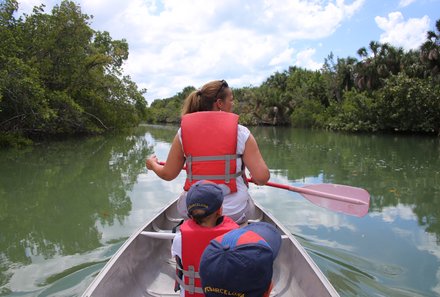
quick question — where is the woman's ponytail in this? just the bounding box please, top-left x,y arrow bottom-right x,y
181,80 -> 226,115
181,90 -> 201,115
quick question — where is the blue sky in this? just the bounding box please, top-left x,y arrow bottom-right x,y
16,0 -> 440,104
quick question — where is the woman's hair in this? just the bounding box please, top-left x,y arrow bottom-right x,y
181,80 -> 229,115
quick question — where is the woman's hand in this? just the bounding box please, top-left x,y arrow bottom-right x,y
146,154 -> 159,170
145,134 -> 185,181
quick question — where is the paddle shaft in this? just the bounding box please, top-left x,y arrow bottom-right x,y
154,161 -> 370,217
248,179 -> 367,205
156,161 -> 368,206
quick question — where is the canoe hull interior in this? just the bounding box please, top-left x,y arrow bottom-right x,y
82,198 -> 340,297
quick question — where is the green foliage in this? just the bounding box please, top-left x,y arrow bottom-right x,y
290,99 -> 326,128
374,73 -> 440,133
326,91 -> 377,132
0,132 -> 32,148
147,86 -> 194,123
233,86 -> 261,125
322,53 -> 357,102
0,0 -> 147,146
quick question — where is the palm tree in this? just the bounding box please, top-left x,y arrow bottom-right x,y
369,41 -> 380,59
355,43 -> 381,91
401,50 -> 425,78
420,19 -> 440,80
354,42 -> 405,91
378,43 -> 404,77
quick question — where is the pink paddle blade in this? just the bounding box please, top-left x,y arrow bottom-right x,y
299,184 -> 370,217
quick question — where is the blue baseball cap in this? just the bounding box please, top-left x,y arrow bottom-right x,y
186,180 -> 224,218
199,222 -> 282,297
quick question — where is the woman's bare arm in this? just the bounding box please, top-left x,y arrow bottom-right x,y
242,134 -> 270,185
145,134 -> 185,181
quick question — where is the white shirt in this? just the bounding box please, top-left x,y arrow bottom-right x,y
171,232 -> 183,296
171,232 -> 182,259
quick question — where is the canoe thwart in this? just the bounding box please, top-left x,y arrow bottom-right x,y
141,231 -> 176,239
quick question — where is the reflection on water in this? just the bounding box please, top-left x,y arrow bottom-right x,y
0,125 -> 439,296
250,127 -> 440,297
0,127 -> 154,296
252,127 -> 440,236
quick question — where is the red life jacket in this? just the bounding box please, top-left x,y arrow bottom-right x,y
181,111 -> 243,193
177,216 -> 239,296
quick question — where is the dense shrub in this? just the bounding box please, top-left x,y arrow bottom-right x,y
290,100 -> 326,128
374,74 -> 440,133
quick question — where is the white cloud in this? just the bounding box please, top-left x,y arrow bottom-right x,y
295,48 -> 323,70
269,48 -> 295,67
399,0 -> 417,8
16,0 -> 365,102
375,12 -> 430,50
370,203 -> 417,223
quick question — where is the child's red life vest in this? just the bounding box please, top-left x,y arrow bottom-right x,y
177,216 -> 239,296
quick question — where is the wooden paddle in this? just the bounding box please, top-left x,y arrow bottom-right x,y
155,162 -> 370,217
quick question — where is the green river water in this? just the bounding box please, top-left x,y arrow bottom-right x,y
0,124 -> 439,297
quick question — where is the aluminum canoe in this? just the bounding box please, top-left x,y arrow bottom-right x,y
82,198 -> 340,297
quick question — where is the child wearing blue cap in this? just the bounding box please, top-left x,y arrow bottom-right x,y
199,222 -> 282,297
171,180 -> 239,296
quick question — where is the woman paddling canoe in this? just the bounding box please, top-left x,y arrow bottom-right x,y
146,80 -> 270,224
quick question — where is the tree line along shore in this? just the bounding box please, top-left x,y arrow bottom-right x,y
1,0 -> 439,148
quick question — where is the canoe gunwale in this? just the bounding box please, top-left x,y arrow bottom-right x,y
82,198 -> 179,297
